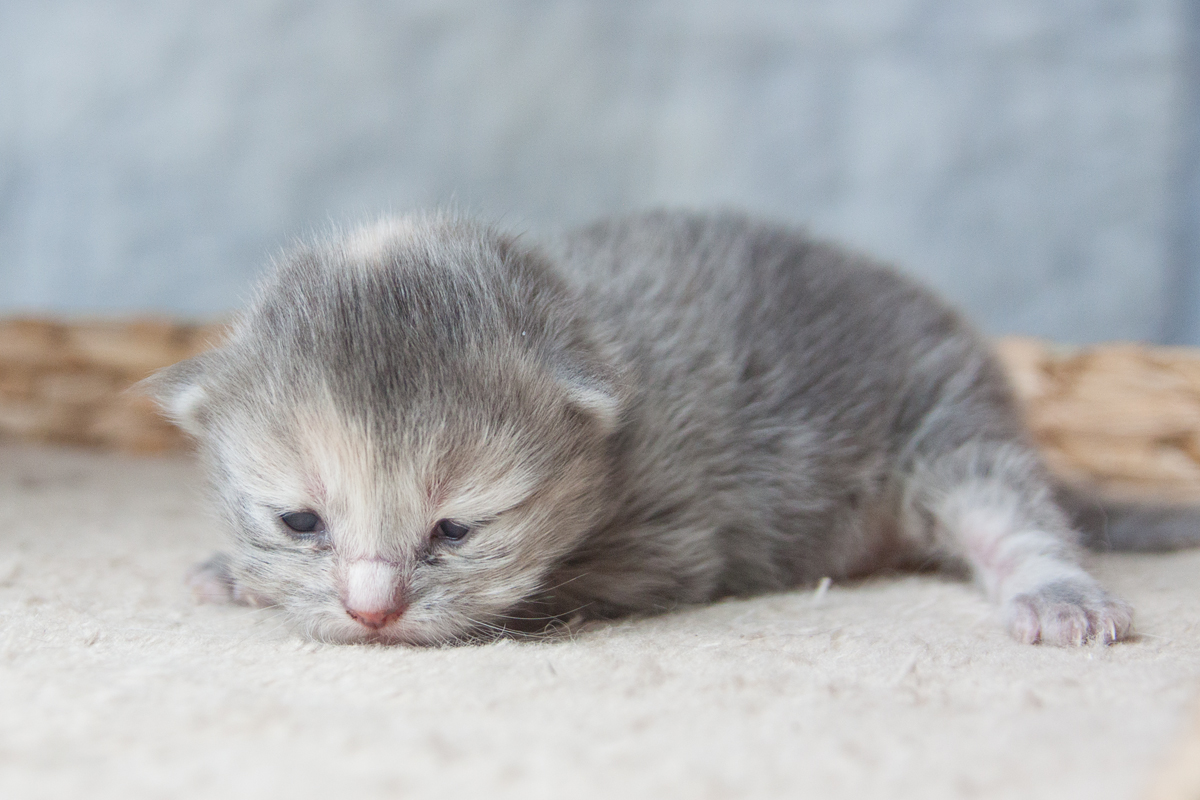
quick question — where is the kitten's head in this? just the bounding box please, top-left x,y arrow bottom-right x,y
147,215 -> 623,644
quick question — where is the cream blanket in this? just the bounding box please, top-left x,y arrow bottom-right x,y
1,443 -> 1198,800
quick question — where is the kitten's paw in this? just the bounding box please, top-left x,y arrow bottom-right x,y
186,553 -> 269,607
1004,580 -> 1134,646
187,553 -> 239,604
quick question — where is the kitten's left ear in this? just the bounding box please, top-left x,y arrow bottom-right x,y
136,352 -> 217,437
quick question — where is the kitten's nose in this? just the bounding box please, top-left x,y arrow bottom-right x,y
345,605 -> 406,629
341,559 -> 407,630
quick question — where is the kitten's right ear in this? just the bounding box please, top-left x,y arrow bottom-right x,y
137,353 -> 216,437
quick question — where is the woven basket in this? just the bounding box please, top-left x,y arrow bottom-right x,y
4,318 -> 1200,500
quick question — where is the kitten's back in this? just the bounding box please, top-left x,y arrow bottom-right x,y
547,212 -> 1025,596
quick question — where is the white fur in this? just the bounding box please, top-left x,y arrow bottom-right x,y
341,216 -> 420,264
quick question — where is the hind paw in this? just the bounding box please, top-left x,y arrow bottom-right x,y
1004,581 -> 1134,646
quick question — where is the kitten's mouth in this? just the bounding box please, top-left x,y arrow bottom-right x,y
337,618 -> 415,645
353,622 -> 446,647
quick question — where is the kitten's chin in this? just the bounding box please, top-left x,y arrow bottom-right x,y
296,610 -> 476,647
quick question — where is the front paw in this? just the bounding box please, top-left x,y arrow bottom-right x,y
186,552 -> 269,607
1004,580 -> 1134,646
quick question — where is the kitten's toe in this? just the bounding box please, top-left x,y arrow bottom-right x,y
1004,580 -> 1133,646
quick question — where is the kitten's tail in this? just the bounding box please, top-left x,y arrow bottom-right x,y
1056,483 -> 1200,552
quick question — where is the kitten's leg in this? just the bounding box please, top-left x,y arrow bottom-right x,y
187,552 -> 271,607
902,441 -> 1133,645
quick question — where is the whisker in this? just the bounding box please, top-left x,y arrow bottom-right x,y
537,571 -> 594,595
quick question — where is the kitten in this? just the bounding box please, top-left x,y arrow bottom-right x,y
146,211 -> 1186,647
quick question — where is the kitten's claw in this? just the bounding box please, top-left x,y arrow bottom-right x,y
1004,580 -> 1133,646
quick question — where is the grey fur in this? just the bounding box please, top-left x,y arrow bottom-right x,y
146,210 -> 1171,647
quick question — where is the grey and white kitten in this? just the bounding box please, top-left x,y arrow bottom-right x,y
146,211 -> 1192,647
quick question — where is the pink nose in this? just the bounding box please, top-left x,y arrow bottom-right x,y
345,605 -> 406,630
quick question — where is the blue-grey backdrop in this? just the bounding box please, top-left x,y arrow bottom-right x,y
1,0 -> 1196,343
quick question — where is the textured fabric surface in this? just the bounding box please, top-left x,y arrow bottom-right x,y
1,442 -> 1198,800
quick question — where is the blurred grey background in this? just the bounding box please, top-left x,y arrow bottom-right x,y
1,0 -> 1197,343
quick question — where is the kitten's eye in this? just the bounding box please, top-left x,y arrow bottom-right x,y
433,519 -> 471,542
280,511 -> 324,534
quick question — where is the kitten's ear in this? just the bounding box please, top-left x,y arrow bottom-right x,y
556,358 -> 626,434
561,375 -> 623,432
137,353 -> 216,437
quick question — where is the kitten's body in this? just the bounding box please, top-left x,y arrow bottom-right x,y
151,211 -> 1183,646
